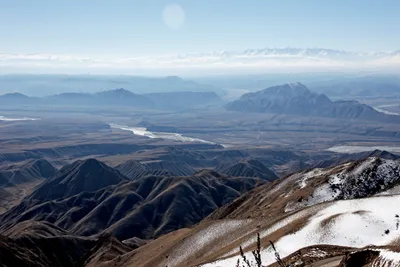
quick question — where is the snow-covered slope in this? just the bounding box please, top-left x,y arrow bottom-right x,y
209,157 -> 400,221
285,157 -> 400,212
202,195 -> 400,267
103,156 -> 400,267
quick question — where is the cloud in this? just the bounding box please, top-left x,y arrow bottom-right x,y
0,48 -> 399,74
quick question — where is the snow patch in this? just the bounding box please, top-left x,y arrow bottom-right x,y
297,169 -> 328,189
286,158 -> 400,212
303,248 -> 328,258
202,195 -> 400,267
378,249 -> 400,264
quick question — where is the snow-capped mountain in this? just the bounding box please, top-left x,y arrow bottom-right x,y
1,48 -> 399,74
167,47 -> 396,64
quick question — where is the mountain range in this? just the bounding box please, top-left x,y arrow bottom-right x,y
2,82 -> 399,123
215,158 -> 278,181
0,88 -> 223,110
0,159 -> 56,187
0,158 -> 265,242
117,156 -> 400,267
226,82 -> 400,122
2,154 -> 400,266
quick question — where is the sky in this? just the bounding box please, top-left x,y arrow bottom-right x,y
0,0 -> 399,74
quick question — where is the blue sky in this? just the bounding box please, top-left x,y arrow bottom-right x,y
1,0 -> 399,56
0,0 -> 399,74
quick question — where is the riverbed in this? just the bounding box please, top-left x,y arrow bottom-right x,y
110,123 -> 216,145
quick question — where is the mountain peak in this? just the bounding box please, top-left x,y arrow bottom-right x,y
276,82 -> 309,93
287,82 -> 305,88
29,159 -> 128,200
255,83 -> 312,97
78,158 -> 105,168
0,92 -> 29,98
227,83 -> 331,115
97,88 -> 135,96
227,83 -> 399,122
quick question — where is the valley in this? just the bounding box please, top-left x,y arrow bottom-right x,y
2,1 -> 400,265
1,79 -> 400,267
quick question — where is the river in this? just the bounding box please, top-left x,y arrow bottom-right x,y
0,115 -> 40,121
109,123 -> 216,145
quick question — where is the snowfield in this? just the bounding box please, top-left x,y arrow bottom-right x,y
202,195 -> 400,267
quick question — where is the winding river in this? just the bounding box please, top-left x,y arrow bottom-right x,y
109,123 -> 216,145
0,115 -> 40,121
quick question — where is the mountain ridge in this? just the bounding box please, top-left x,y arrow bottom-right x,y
27,158 -> 128,201
0,159 -> 265,242
226,82 -> 400,122
0,88 -> 222,110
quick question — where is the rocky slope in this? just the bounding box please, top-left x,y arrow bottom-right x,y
215,158 -> 278,181
0,159 -> 56,187
27,158 -> 127,201
0,220 -> 130,267
2,156 -> 400,266
115,160 -> 175,180
0,159 -> 265,242
100,156 -> 400,267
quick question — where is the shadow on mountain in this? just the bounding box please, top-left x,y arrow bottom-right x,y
0,158 -> 265,242
215,158 -> 278,181
226,82 -> 400,122
0,159 -> 56,187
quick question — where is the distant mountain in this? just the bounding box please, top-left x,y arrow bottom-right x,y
28,158 -> 127,201
319,99 -> 399,120
0,92 -> 30,99
94,88 -> 154,107
45,92 -> 94,105
0,75 -> 222,96
0,92 -> 36,104
0,159 -> 56,187
311,80 -> 400,97
215,158 -> 278,181
144,91 -> 223,109
226,82 -> 400,122
44,88 -> 154,107
226,82 -> 331,114
0,88 -> 222,110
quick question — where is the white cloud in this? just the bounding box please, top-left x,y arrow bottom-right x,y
0,48 -> 399,74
